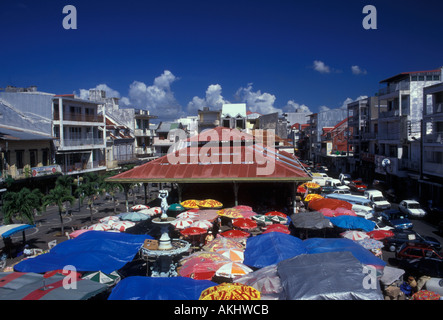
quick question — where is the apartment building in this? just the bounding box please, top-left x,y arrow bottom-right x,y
375,68 -> 442,196
421,82 -> 443,204
52,94 -> 107,175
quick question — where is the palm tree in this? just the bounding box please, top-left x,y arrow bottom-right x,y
100,172 -> 123,214
75,172 -> 101,223
2,188 -> 43,225
42,185 -> 75,235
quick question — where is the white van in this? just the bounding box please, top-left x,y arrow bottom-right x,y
325,179 -> 350,191
364,190 -> 391,211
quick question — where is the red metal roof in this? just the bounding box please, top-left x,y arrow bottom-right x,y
108,142 -> 311,183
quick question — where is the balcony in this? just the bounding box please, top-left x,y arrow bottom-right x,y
424,131 -> 443,145
378,81 -> 410,96
399,158 -> 420,172
134,128 -> 154,137
61,160 -> 106,174
55,138 -> 105,149
53,112 -> 104,123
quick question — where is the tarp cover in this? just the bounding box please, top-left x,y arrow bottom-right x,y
303,238 -> 386,267
326,215 -> 375,232
108,276 -> 217,300
0,272 -> 107,300
243,232 -> 307,268
290,211 -> 333,230
14,231 -> 152,274
277,251 -> 384,300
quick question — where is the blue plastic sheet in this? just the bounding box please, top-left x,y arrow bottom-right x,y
108,276 -> 217,300
326,215 -> 375,232
14,231 -> 152,274
303,238 -> 386,267
243,232 -> 307,268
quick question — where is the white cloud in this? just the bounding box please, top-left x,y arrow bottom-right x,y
313,60 -> 331,74
234,83 -> 281,115
120,70 -> 184,120
187,84 -> 229,114
351,65 -> 367,75
284,100 -> 312,113
319,105 -> 331,112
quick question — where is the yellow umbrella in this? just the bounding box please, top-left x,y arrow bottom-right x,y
198,199 -> 223,209
304,194 -> 324,202
302,182 -> 321,189
217,208 -> 243,219
199,282 -> 261,300
181,199 -> 200,209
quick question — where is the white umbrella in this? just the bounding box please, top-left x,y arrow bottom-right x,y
340,230 -> 369,241
177,211 -> 199,219
99,216 -> 120,224
110,221 -> 135,232
139,207 -> 161,216
172,218 -> 194,230
191,220 -> 213,230
131,204 -> 149,211
82,271 -> 120,286
88,223 -> 112,231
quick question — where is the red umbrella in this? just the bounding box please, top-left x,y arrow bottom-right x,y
367,229 -> 395,240
297,185 -> 307,193
308,198 -> 353,211
180,227 -> 207,236
232,218 -> 257,230
220,229 -> 250,239
178,259 -> 223,280
234,205 -> 253,212
262,224 -> 290,235
265,211 -> 287,218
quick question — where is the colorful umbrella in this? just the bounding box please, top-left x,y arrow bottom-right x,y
110,221 -> 135,232
355,238 -> 384,250
367,229 -> 395,240
120,211 -> 150,222
262,224 -> 290,235
203,238 -> 244,252
232,218 -> 257,230
168,203 -> 186,212
178,261 -> 219,280
99,216 -> 120,224
216,248 -> 245,263
82,271 -> 120,286
304,194 -> 324,202
269,215 -> 288,224
180,227 -> 207,236
193,210 -> 219,222
199,282 -> 261,300
180,252 -> 230,265
251,215 -> 273,226
297,185 -> 307,193
88,223 -> 112,231
131,204 -> 149,211
233,205 -> 253,212
411,290 -> 440,300
265,211 -> 287,218
318,207 -> 336,217
308,198 -> 353,211
340,230 -> 369,241
177,211 -> 199,219
217,208 -> 243,219
191,220 -> 213,230
180,200 -> 200,209
172,218 -> 194,229
69,229 -> 90,239
215,262 -> 253,278
238,211 -> 258,219
334,207 -> 357,217
303,182 -> 321,189
197,199 -> 223,208
220,229 -> 250,239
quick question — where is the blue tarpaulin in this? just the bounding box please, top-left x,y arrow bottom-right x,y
14,231 -> 152,274
243,232 -> 307,268
108,276 -> 217,300
303,238 -> 386,267
326,215 -> 375,232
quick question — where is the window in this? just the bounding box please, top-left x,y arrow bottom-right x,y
433,75 -> 440,81
418,76 -> 425,81
29,149 -> 38,168
16,150 -> 24,169
411,76 -> 417,81
42,149 -> 49,166
426,75 -> 433,81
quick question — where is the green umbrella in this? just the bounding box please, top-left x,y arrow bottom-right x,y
168,203 -> 185,212
82,271 -> 120,286
251,215 -> 273,226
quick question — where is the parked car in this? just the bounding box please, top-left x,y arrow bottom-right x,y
325,179 -> 350,191
332,189 -> 351,195
383,229 -> 441,252
379,209 -> 413,230
349,179 -> 368,193
364,190 -> 391,211
396,242 -> 443,260
320,186 -> 335,195
398,200 -> 427,218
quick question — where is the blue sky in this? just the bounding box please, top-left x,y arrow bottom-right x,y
1,0 -> 442,122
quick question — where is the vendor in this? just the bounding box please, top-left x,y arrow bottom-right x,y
205,231 -> 214,244
23,244 -> 33,257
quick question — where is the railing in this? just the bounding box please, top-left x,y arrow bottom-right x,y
399,158 -> 420,171
63,138 -> 105,147
61,160 -> 106,173
379,109 -> 400,119
424,132 -> 443,144
53,112 -> 104,123
134,128 -> 154,136
378,81 -> 410,96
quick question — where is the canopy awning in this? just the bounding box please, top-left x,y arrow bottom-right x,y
0,224 -> 35,239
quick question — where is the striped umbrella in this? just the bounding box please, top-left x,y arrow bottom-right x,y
215,262 -> 253,278
110,221 -> 135,232
340,230 -> 369,241
99,216 -> 120,224
177,211 -> 199,219
172,218 -> 194,230
216,248 -> 245,263
191,220 -> 213,230
131,204 -> 149,211
265,211 -> 287,218
88,223 -> 112,231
